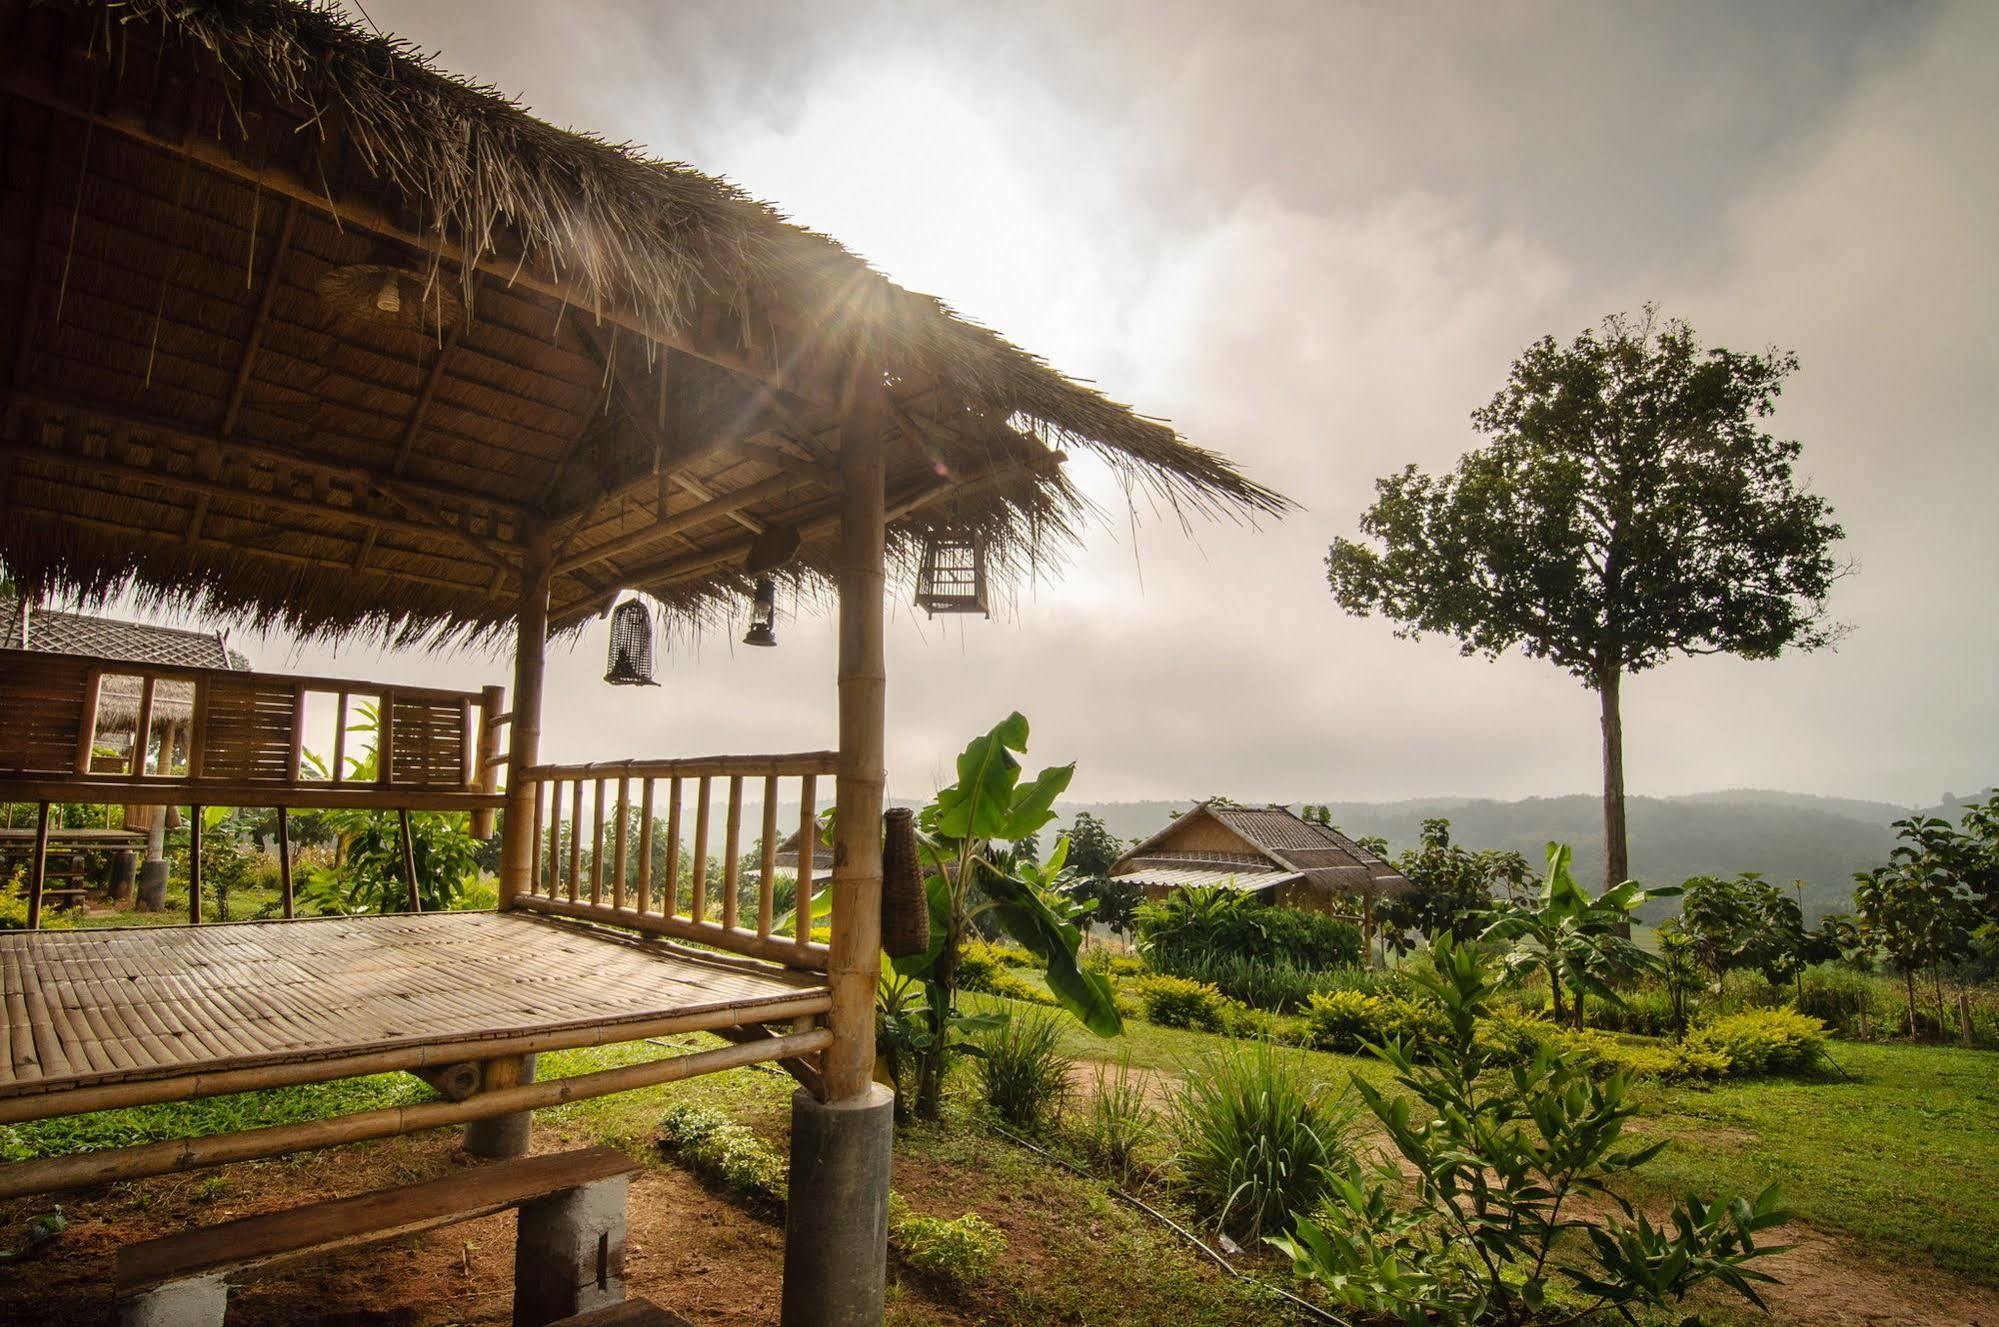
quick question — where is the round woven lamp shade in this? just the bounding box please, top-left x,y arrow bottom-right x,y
316,264 -> 465,330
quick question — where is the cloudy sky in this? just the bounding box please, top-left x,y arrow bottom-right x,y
133,0 -> 1995,808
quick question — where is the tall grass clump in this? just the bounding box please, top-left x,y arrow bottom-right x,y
1076,1052 -> 1155,1185
1168,1039 -> 1353,1240
974,1011 -> 1074,1129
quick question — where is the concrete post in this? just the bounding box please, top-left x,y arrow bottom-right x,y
119,1275 -> 228,1327
513,1173 -> 630,1327
463,1053 -> 537,1158
781,1083 -> 895,1327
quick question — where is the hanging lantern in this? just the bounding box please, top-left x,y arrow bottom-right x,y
742,576 -> 778,648
914,533 -> 989,617
604,600 -> 659,686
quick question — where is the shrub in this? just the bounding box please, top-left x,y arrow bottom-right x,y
984,968 -> 1057,1007
1082,946 -> 1145,978
1302,990 -> 1383,1053
1130,974 -> 1228,1031
1683,1008 -> 1827,1076
1795,962 -> 1878,1034
1168,1039 -> 1353,1240
1376,995 -> 1449,1049
1152,952 -> 1318,1011
1075,1053 -> 1155,1185
1584,984 -> 1681,1037
1216,1001 -> 1280,1040
891,1205 -> 1006,1282
1138,887 -> 1361,971
956,941 -> 1004,992
974,1012 -> 1074,1129
657,1104 -> 787,1207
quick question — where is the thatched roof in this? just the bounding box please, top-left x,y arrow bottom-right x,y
0,0 -> 1286,645
1111,802 -> 1411,899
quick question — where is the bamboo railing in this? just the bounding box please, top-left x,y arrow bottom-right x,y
0,647 -> 508,927
512,753 -> 840,969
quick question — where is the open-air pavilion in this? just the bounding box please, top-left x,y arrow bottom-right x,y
0,1 -> 1279,1322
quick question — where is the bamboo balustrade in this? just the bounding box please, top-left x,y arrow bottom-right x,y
515,753 -> 839,970
0,647 -> 507,927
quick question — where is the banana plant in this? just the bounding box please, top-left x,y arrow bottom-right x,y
889,712 -> 1120,1118
1481,842 -> 1675,1028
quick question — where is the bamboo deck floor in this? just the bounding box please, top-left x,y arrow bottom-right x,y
0,912 -> 827,1101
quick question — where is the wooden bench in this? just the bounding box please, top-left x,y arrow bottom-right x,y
116,1147 -> 640,1327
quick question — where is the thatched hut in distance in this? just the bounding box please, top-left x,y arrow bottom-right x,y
1109,801 -> 1410,924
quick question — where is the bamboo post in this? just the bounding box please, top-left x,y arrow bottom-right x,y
398,807 -> 422,913
332,691 -> 349,783
722,774 -> 743,931
823,361 -> 887,1102
73,668 -> 102,773
691,777 -> 712,923
664,778 -> 683,917
612,774 -> 631,910
277,806 -> 294,919
636,778 -> 656,914
471,683 -> 505,839
132,676 -> 156,775
590,777 -> 607,905
25,802 -> 49,931
497,532 -> 552,910
188,804 -> 203,924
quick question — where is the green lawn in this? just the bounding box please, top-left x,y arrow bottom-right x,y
1626,1040 -> 1999,1286
972,987 -> 1999,1291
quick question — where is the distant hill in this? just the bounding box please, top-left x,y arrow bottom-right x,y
1048,788 -> 1993,921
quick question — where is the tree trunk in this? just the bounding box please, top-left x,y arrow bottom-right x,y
1598,670 -> 1629,891
1905,969 -> 1920,1039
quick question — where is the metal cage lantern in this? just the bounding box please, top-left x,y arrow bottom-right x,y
914,533 -> 989,617
604,600 -> 659,686
742,576 -> 778,648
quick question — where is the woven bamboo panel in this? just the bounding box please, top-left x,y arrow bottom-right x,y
0,652 -> 90,772
0,912 -> 827,1098
197,673 -> 296,781
387,695 -> 467,787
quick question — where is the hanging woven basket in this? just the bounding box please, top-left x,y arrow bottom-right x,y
880,807 -> 930,958
604,600 -> 659,686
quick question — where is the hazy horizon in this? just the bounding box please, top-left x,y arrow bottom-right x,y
44,0 -> 1997,810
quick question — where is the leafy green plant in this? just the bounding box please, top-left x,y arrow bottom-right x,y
1381,817 -> 1533,952
893,714 -> 1120,1119
974,1010 -> 1074,1129
1482,843 -> 1673,1028
890,1203 -> 1006,1283
657,1104 -> 787,1208
1302,989 -> 1383,1053
1168,1039 -> 1352,1241
1274,939 -> 1791,1325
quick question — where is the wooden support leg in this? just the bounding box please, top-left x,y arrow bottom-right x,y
119,1274 -> 228,1327
398,807 -> 421,913
513,1173 -> 630,1327
25,801 -> 49,931
277,806 -> 294,919
463,1053 -> 537,1158
187,804 -> 203,924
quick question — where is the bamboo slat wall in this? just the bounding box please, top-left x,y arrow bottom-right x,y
515,754 -> 839,970
0,647 -> 507,812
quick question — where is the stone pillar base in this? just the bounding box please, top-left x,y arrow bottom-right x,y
120,1275 -> 228,1327
513,1173 -> 630,1327
781,1084 -> 894,1327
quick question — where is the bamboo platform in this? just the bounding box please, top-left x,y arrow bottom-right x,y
0,912 -> 829,1113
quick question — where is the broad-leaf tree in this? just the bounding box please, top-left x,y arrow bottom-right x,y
1327,309 -> 1845,890
1381,817 -> 1531,952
